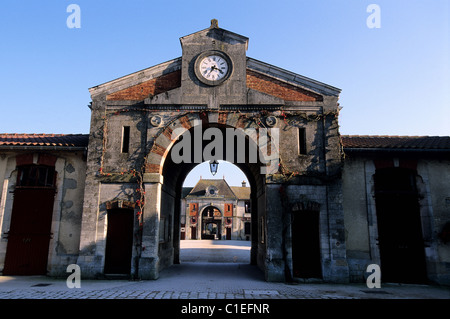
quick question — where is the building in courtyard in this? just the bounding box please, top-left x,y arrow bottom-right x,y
0,21 -> 449,285
181,178 -> 251,241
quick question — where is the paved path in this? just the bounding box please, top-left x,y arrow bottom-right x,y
0,240 -> 449,300
180,239 -> 251,263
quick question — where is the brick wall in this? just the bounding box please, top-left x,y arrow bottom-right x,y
246,69 -> 323,102
106,68 -> 324,102
106,70 -> 181,101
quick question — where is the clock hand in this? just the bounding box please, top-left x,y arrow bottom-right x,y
208,65 -> 218,76
212,65 -> 224,74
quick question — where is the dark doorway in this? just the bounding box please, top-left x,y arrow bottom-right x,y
191,226 -> 197,240
201,206 -> 222,240
3,165 -> 56,275
104,208 -> 134,274
226,227 -> 231,240
374,167 -> 427,283
291,210 -> 322,279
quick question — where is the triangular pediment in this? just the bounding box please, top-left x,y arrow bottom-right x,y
89,31 -> 340,105
106,69 -> 181,102
89,20 -> 340,105
89,58 -> 182,100
246,58 -> 341,98
180,20 -> 249,50
90,57 -> 339,104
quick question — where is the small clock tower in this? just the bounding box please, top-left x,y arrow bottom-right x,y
179,19 -> 249,108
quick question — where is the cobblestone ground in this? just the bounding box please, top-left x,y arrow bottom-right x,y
1,241 -> 449,300
1,265 -> 449,318
0,289 -> 347,300
1,263 -> 449,300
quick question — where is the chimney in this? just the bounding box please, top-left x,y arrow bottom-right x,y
242,181 -> 247,187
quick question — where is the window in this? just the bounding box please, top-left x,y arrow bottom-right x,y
189,203 -> 198,216
206,186 -> 218,196
245,201 -> 251,214
121,126 -> 130,153
224,203 -> 233,217
17,165 -> 56,187
298,128 -> 307,155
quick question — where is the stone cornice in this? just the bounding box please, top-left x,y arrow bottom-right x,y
88,57 -> 182,99
246,57 -> 341,97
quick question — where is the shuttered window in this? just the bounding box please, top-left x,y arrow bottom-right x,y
189,203 -> 198,216
224,203 -> 233,217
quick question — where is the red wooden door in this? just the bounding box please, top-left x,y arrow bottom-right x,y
3,188 -> 56,275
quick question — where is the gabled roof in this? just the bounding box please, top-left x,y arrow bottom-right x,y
342,135 -> 450,151
89,57 -> 182,99
91,56 -> 338,102
182,187 -> 193,198
186,179 -> 237,199
179,21 -> 249,50
0,133 -> 89,150
247,58 -> 341,97
230,186 -> 251,200
185,179 -> 250,200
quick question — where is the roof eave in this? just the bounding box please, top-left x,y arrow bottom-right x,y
343,147 -> 450,153
0,145 -> 87,151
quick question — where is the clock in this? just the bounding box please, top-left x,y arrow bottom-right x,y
194,50 -> 232,86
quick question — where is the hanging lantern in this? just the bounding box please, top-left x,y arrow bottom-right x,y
209,159 -> 219,176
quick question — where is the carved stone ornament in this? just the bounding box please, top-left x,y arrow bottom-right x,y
150,115 -> 163,127
265,116 -> 277,127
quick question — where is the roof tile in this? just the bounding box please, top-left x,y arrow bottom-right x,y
341,135 -> 450,150
0,133 -> 89,148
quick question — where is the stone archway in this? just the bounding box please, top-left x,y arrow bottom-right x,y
201,206 -> 222,240
138,112 -> 275,280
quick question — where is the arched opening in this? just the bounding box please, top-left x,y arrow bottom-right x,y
177,160 -> 253,264
150,122 -> 270,275
201,206 -> 222,240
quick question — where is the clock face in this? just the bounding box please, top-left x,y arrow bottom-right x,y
199,55 -> 228,81
194,51 -> 232,86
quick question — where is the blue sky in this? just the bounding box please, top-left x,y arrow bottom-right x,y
1,1 -> 449,186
